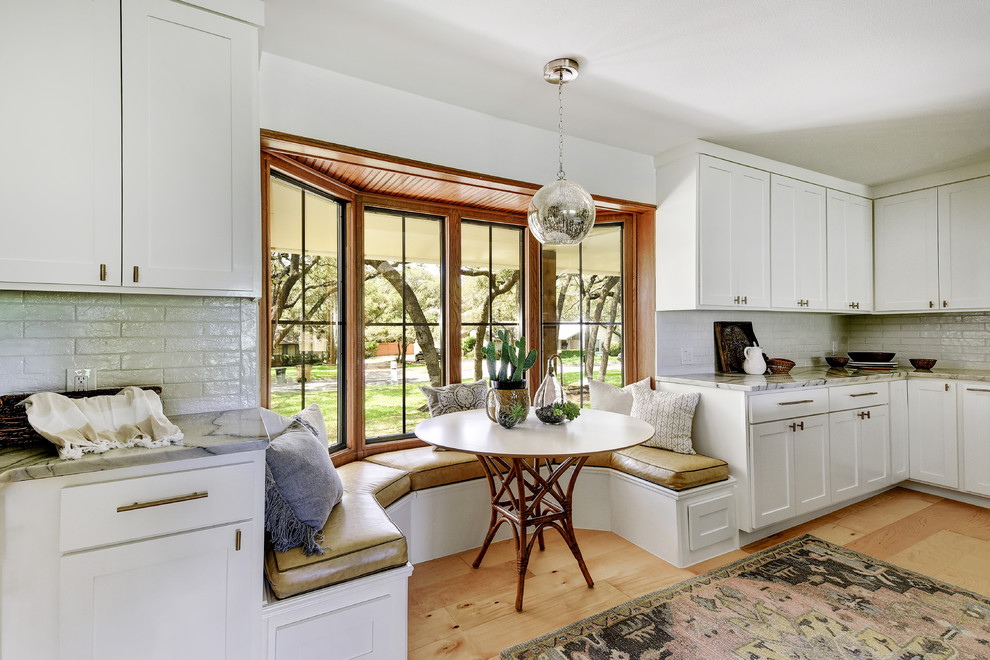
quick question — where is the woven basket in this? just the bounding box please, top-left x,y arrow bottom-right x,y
0,386 -> 163,448
766,358 -> 795,375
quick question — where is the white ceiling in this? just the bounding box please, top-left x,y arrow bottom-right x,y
262,0 -> 990,187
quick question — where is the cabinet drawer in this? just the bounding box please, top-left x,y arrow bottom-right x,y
749,389 -> 828,423
828,382 -> 889,411
60,461 -> 256,552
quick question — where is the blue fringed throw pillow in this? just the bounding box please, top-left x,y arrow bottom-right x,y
264,405 -> 343,555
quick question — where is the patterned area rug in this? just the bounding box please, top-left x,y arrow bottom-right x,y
501,534 -> 990,659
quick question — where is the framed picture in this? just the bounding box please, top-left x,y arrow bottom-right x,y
713,321 -> 760,373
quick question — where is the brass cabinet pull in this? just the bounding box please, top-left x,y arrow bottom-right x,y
850,392 -> 878,397
741,296 -> 748,304
133,265 -> 139,282
945,383 -> 950,392
99,264 -> 107,281
733,296 -> 740,304
943,300 -> 948,308
967,388 -> 990,393
778,399 -> 814,406
929,300 -> 934,308
857,410 -> 872,420
789,421 -> 805,432
235,529 -> 242,551
117,491 -> 208,512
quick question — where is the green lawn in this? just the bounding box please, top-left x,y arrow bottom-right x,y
271,363 -> 620,437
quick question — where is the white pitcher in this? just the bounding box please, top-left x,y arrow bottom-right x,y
743,346 -> 766,375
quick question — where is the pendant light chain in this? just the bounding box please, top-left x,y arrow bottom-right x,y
557,78 -> 565,180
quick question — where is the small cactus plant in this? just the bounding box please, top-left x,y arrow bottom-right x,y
481,330 -> 537,383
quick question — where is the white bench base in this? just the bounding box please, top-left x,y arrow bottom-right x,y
261,563 -> 413,660
260,464 -> 738,660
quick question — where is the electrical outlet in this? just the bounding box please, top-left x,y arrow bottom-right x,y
680,348 -> 694,365
67,368 -> 94,391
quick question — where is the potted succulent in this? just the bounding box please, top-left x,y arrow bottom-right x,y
482,330 -> 537,423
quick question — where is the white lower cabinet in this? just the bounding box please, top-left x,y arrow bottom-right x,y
61,522 -> 255,660
0,453 -> 264,660
908,379 -> 958,488
750,415 -> 829,529
960,383 -> 990,497
829,406 -> 889,503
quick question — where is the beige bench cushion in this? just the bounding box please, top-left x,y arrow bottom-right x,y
264,461 -> 410,600
364,446 -> 484,490
610,445 -> 729,491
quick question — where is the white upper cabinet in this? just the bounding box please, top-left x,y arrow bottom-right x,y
698,156 -> 771,308
770,175 -> 827,310
122,0 -> 259,292
0,0 -> 121,288
937,176 -> 990,310
0,0 -> 260,295
874,189 -> 939,311
826,191 -> 873,312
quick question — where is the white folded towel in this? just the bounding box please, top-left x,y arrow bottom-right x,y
23,386 -> 184,460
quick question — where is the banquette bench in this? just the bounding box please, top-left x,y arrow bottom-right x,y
260,443 -> 736,659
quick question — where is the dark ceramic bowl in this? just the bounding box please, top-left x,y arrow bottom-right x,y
767,358 -> 795,374
848,351 -> 895,362
909,358 -> 937,371
825,356 -> 850,368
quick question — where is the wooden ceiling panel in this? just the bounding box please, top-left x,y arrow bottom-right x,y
262,131 -> 655,218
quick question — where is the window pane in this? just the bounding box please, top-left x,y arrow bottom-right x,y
460,223 -> 490,325
540,224 -> 624,407
364,326 -> 405,439
268,176 -> 345,452
491,226 -> 522,323
364,209 -> 444,440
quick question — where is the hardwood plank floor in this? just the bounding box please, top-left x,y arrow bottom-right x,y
407,486 -> 990,659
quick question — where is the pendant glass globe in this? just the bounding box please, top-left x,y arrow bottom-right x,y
527,178 -> 596,246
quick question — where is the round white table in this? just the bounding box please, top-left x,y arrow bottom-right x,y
415,408 -> 654,610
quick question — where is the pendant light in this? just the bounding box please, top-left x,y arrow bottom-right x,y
527,58 -> 596,246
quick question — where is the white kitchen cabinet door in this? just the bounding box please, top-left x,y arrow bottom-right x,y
770,175 -> 827,310
960,383 -> 990,497
698,156 -> 771,308
908,379 -> 958,488
0,0 -> 121,287
750,421 -> 794,528
121,0 -> 258,292
831,406 -> 890,503
874,189 -> 939,311
889,379 -> 909,482
826,190 -> 873,312
792,416 -> 830,514
937,176 -> 990,310
60,522 -> 254,660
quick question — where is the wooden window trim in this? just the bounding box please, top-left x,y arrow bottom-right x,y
261,142 -> 655,465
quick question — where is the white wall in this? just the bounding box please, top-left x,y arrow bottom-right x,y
259,54 -> 656,205
657,310 -> 846,375
0,291 -> 259,415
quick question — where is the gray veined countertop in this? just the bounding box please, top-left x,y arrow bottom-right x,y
0,407 -> 269,484
656,366 -> 990,392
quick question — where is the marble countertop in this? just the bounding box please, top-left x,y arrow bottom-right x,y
657,366 -> 990,392
0,407 -> 269,484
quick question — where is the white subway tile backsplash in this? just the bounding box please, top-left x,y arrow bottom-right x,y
0,293 -> 259,415
846,311 -> 990,370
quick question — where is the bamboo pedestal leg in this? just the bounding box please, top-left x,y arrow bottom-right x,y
472,455 -> 593,611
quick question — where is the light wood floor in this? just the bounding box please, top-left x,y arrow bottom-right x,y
407,486 -> 990,659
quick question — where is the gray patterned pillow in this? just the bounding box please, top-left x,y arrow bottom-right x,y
419,380 -> 488,451
630,384 -> 700,454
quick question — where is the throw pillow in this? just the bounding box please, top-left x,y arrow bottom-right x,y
419,380 -> 488,451
265,405 -> 343,555
587,377 -> 651,416
630,385 -> 700,455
